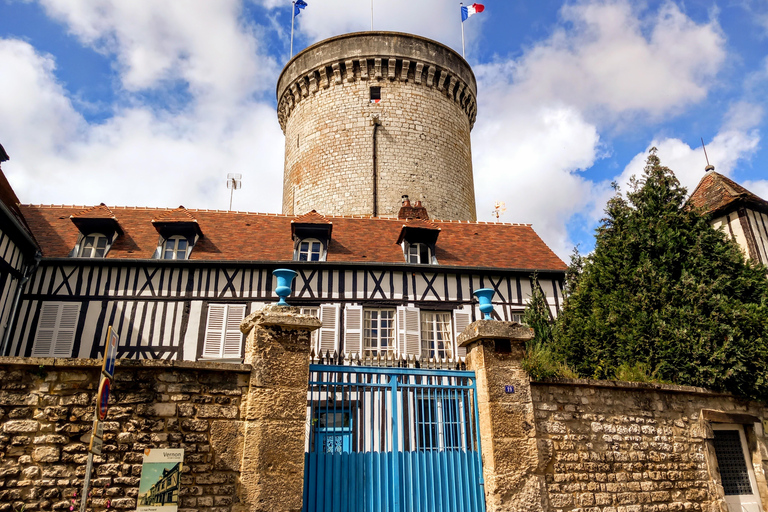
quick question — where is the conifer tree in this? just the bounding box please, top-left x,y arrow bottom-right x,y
553,149 -> 768,400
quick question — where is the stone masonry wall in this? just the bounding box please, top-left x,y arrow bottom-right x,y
281,55 -> 476,221
0,357 -> 250,512
531,380 -> 768,512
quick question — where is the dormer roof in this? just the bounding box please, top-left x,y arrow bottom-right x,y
291,210 -> 332,240
70,203 -> 123,236
151,206 -> 203,238
396,218 -> 441,245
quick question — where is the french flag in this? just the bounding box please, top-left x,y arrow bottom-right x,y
461,3 -> 484,22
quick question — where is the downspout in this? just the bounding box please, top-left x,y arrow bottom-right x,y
372,114 -> 381,217
0,251 -> 41,356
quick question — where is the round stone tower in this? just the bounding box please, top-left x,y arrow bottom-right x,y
276,32 -> 477,221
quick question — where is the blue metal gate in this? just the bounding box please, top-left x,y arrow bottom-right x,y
303,365 -> 485,512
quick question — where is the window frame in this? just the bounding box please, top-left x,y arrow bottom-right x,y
295,238 -> 326,262
31,302 -> 82,357
77,233 -> 110,258
420,311 -> 453,360
404,241 -> 436,264
363,308 -> 396,358
201,303 -> 247,361
162,235 -> 191,260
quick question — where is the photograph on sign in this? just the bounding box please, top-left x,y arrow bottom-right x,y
89,435 -> 103,455
137,449 -> 184,512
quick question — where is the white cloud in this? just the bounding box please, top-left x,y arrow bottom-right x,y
616,123 -> 761,198
0,37 -> 284,212
504,1 -> 725,120
37,0 -> 277,101
470,0 -> 727,258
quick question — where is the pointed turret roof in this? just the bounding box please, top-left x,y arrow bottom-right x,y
688,171 -> 768,216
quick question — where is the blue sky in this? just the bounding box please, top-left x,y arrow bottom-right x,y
1,0 -> 767,259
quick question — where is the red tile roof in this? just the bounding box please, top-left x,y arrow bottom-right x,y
688,171 -> 768,216
18,205 -> 567,271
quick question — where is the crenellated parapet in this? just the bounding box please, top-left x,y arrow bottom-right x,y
276,32 -> 478,133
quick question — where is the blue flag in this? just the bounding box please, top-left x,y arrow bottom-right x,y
294,0 -> 307,16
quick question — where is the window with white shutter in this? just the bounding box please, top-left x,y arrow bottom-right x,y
318,304 -> 340,356
421,311 -> 451,359
202,304 -> 246,360
397,306 -> 421,358
344,304 -> 363,357
32,302 -> 82,357
453,307 -> 472,358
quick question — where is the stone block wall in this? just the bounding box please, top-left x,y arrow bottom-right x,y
0,357 -> 250,512
531,381 -> 768,512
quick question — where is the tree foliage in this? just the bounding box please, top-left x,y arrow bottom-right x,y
522,274 -> 577,380
553,149 -> 768,400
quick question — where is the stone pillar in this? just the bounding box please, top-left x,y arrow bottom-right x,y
236,305 -> 321,512
458,320 -> 551,512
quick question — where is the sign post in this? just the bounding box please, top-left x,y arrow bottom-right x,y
79,326 -> 118,512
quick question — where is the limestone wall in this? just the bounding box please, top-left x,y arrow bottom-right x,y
0,357 -> 250,512
531,380 -> 768,512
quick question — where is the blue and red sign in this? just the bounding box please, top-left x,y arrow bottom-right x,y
97,378 -> 110,420
102,327 -> 119,378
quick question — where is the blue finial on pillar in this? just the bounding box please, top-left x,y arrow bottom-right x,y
473,288 -> 495,320
273,269 -> 298,306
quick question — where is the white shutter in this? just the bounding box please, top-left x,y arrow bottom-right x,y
344,304 -> 363,357
222,305 -> 246,358
453,307 -> 472,358
318,303 -> 340,355
32,303 -> 59,357
33,303 -> 81,358
53,303 -> 80,358
397,306 -> 421,358
203,305 -> 226,358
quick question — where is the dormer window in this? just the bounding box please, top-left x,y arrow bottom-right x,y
406,242 -> 432,264
297,238 -> 324,261
163,235 -> 189,260
292,210 -> 332,262
69,203 -> 122,259
79,233 -> 109,258
151,206 -> 202,260
397,218 -> 440,265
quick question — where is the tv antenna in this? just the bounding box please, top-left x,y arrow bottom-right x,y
491,201 -> 506,221
226,173 -> 242,211
701,137 -> 715,172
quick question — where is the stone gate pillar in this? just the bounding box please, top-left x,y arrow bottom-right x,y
458,320 -> 551,512
236,305 -> 321,512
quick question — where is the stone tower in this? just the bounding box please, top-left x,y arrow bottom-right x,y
276,32 -> 478,221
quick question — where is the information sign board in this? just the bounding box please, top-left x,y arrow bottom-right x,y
137,449 -> 184,512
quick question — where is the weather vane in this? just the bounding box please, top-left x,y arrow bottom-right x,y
227,173 -> 242,211
491,201 -> 506,221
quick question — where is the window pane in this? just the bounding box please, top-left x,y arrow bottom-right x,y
420,244 -> 430,263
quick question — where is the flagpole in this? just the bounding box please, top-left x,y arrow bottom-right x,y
371,0 -> 374,30
460,3 -> 465,58
290,0 -> 296,58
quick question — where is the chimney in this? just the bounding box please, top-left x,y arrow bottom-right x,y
397,196 -> 429,220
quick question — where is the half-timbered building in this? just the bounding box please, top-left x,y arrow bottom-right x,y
3,202 -> 566,364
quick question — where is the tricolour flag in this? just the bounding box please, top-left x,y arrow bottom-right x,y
461,3 -> 484,22
294,0 -> 307,17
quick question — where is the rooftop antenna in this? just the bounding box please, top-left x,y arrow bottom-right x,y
701,137 -> 715,172
226,173 -> 242,211
491,201 -> 506,221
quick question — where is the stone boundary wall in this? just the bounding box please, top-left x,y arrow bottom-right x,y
0,357 -> 251,512
531,378 -> 768,512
